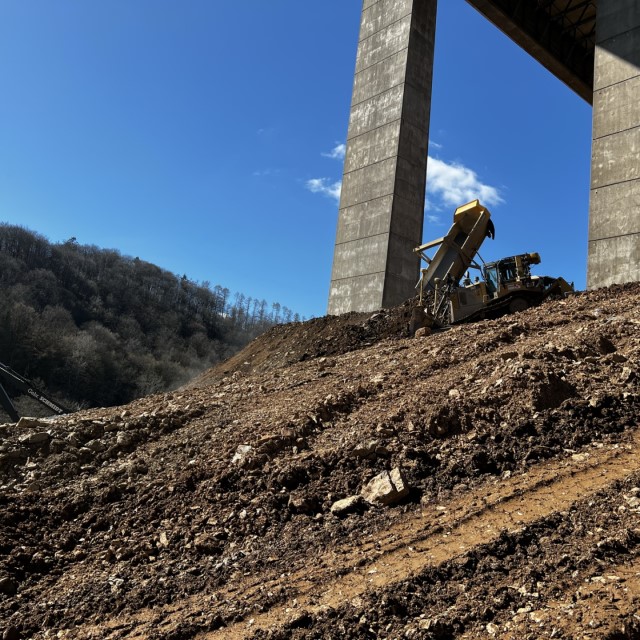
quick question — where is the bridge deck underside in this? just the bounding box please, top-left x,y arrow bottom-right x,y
466,0 -> 596,103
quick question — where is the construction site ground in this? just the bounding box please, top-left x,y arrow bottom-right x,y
0,283 -> 639,639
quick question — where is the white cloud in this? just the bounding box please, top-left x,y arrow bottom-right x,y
426,156 -> 503,208
306,147 -> 502,213
306,178 -> 342,202
428,140 -> 443,150
322,143 -> 346,160
252,168 -> 279,177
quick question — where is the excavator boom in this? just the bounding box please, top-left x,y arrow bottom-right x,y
0,361 -> 70,422
414,200 -> 495,291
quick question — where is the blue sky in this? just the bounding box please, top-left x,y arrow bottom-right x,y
0,1 -> 592,319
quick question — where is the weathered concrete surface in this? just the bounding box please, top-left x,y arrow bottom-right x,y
328,0 -> 437,315
597,0 -> 640,43
587,234 -> 640,286
589,181 -> 640,240
588,1 -> 640,289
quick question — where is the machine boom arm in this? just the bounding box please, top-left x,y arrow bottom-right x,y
414,200 -> 495,290
0,362 -> 70,422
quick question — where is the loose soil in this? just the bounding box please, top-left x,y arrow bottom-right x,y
0,283 -> 639,639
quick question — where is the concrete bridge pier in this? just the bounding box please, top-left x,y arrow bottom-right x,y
327,0 -> 437,315
588,0 -> 640,288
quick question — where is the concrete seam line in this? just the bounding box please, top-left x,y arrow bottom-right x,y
334,230 -> 391,247
593,122 -> 640,142
591,176 -> 640,191
594,71 -> 640,94
338,193 -> 394,211
334,228 -> 425,249
358,11 -> 413,47
360,0 -> 383,13
596,23 -> 640,48
588,230 -> 640,243
338,191 -> 423,214
350,81 -> 404,111
347,116 -> 402,144
353,45 -> 410,79
350,78 -> 432,111
330,271 -> 386,283
342,133 -> 432,176
341,154 -> 401,180
347,116 -> 430,145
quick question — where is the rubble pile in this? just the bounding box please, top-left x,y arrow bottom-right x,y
0,283 -> 639,639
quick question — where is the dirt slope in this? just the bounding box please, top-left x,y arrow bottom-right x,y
0,283 -> 639,639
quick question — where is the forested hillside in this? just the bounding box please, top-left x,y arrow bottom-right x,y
0,224 -> 299,415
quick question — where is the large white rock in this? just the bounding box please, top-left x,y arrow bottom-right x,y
18,431 -> 50,446
330,495 -> 363,516
361,467 -> 410,506
231,444 -> 253,465
17,417 -> 51,430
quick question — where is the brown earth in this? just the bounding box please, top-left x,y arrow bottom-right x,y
0,283 -> 639,639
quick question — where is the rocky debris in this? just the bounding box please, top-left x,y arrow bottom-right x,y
0,576 -> 18,596
2,627 -> 20,640
15,417 -> 53,429
330,495 -> 365,516
0,402 -> 204,492
350,440 -> 387,460
231,444 -> 253,465
188,298 -> 420,386
17,431 -> 49,446
361,468 -> 410,506
0,283 -> 638,639
288,494 -> 316,515
193,533 -> 223,556
623,488 -> 640,510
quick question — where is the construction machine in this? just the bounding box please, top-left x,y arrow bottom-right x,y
414,200 -> 573,328
0,361 -> 71,423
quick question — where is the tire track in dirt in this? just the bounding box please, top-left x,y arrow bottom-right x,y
71,428 -> 640,639
201,432 -> 640,639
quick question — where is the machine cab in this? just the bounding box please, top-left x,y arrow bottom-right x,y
483,253 -> 540,297
483,264 -> 499,295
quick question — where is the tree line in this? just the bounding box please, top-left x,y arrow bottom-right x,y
0,223 -> 300,414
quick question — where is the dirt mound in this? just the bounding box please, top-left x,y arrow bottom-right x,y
189,299 -> 418,386
0,283 -> 639,639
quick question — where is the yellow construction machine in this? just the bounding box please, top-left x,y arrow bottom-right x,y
414,200 -> 573,328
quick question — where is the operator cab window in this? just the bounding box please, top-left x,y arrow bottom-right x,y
485,266 -> 498,294
500,263 -> 517,283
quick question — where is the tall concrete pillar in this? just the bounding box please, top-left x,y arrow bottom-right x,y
588,0 -> 640,288
328,0 -> 437,315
